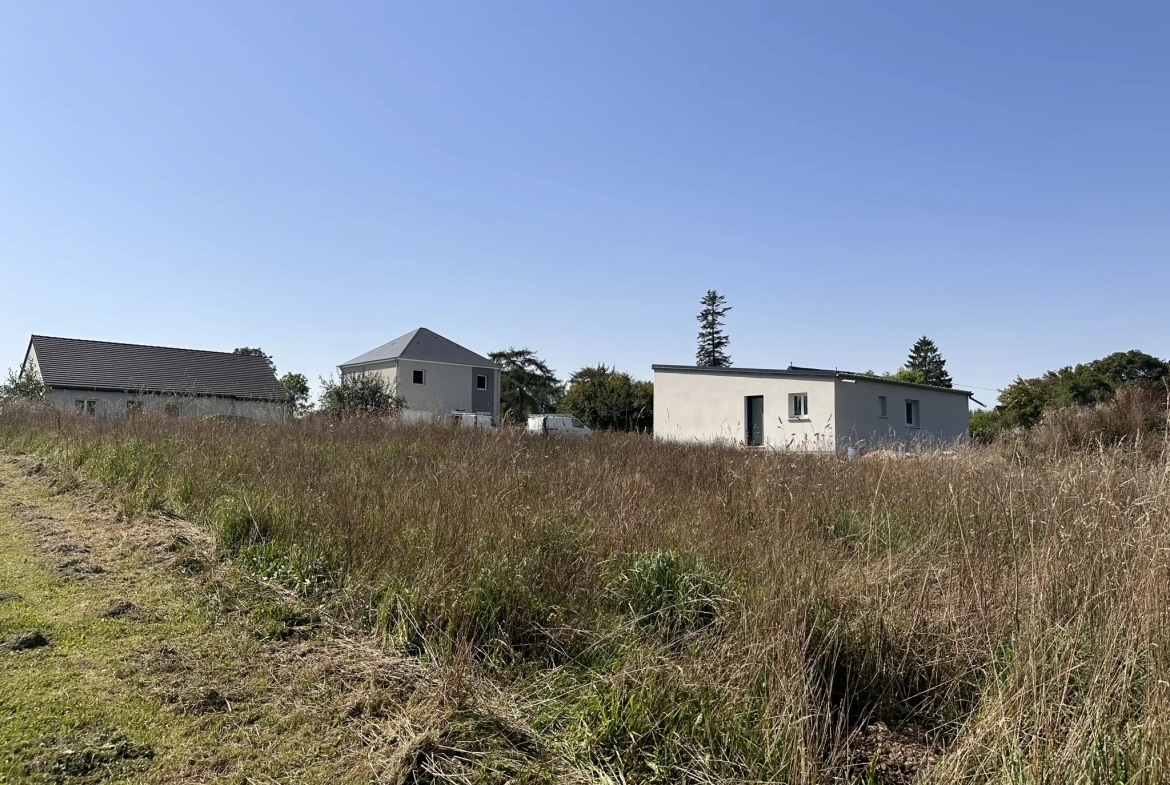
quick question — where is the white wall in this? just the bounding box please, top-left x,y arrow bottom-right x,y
653,370 -> 837,451
45,389 -> 285,422
22,347 -> 42,381
834,377 -> 970,450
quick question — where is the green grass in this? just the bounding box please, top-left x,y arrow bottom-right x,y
0,460 -> 402,783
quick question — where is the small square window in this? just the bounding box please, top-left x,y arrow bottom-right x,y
789,393 -> 809,419
878,396 -> 887,418
476,374 -> 488,390
76,400 -> 96,416
164,403 -> 180,418
126,400 -> 143,416
905,400 -> 920,428
412,369 -> 425,385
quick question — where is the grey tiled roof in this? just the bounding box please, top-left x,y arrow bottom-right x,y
340,328 -> 498,369
28,335 -> 287,401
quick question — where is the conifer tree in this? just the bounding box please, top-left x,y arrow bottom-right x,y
488,348 -> 564,422
695,290 -> 732,367
905,336 -> 953,388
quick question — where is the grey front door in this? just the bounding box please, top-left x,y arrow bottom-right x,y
746,396 -> 764,446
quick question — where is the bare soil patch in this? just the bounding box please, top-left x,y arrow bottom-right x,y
848,722 -> 942,785
1,628 -> 49,651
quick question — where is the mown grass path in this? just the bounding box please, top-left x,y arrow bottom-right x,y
0,453 -> 494,785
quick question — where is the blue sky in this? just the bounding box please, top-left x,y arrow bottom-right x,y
2,2 -> 1167,404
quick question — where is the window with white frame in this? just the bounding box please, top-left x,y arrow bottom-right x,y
164,402 -> 180,418
789,393 -> 809,419
412,369 -> 425,385
75,400 -> 96,416
878,395 -> 887,418
476,374 -> 488,390
126,400 -> 143,416
905,399 -> 920,428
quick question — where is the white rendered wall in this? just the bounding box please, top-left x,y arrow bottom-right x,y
653,370 -> 837,451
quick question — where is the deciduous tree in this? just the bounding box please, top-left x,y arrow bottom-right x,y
232,347 -> 276,376
560,365 -> 653,432
0,368 -> 47,403
279,372 -> 312,417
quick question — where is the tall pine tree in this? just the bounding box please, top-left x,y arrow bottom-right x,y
695,290 -> 732,367
905,336 -> 953,388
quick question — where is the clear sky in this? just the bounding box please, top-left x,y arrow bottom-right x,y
2,2 -> 1167,405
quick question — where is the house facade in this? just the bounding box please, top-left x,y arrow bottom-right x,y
652,364 -> 971,452
339,328 -> 500,423
21,335 -> 287,422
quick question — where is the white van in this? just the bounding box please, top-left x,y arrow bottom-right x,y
450,412 -> 496,429
527,414 -> 592,437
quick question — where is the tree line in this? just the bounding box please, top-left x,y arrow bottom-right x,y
971,349 -> 1169,440
6,291 -> 1158,439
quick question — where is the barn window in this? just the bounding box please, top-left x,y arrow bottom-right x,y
789,393 -> 809,419
412,369 -> 425,385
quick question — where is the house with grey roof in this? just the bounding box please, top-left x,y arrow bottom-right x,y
339,328 -> 500,423
20,335 -> 287,422
653,363 -> 972,452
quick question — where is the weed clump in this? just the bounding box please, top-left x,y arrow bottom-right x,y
608,550 -> 734,641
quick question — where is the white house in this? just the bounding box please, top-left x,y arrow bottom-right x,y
339,328 -> 500,423
652,364 -> 971,452
20,335 -> 287,421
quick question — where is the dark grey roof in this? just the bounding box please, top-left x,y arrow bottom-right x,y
28,335 -> 287,402
340,327 -> 498,369
651,363 -> 972,396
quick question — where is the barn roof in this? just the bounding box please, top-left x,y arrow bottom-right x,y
26,335 -> 287,402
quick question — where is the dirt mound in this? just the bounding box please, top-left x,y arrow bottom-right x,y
849,722 -> 941,784
99,598 -> 140,618
1,629 -> 49,651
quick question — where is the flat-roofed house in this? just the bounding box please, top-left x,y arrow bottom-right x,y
652,364 -> 971,452
20,335 -> 287,421
339,327 -> 500,423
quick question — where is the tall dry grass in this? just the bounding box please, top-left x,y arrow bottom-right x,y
2,410 -> 1169,783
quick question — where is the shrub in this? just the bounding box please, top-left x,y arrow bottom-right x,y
607,550 -> 734,641
318,372 -> 405,418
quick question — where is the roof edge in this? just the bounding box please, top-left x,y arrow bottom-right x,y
340,357 -> 500,371
651,364 -> 973,396
30,334 -> 254,359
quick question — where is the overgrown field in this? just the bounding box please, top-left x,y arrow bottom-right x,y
2,411 -> 1170,784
